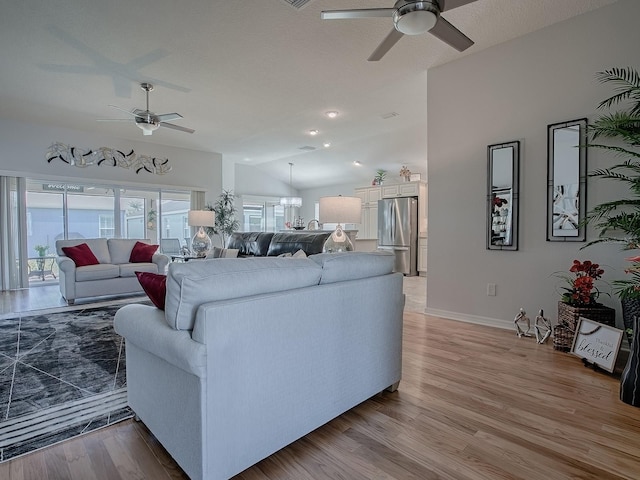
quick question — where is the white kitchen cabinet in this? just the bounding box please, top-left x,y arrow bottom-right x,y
418,237 -> 428,273
381,182 -> 420,198
354,186 -> 381,240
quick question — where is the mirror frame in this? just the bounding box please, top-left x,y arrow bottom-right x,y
546,118 -> 587,242
487,140 -> 520,251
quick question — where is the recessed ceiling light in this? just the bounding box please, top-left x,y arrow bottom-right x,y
325,111 -> 339,119
323,142 -> 331,148
353,161 -> 362,166
309,129 -> 319,136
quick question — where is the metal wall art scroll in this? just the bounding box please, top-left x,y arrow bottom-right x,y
547,119 -> 587,241
46,142 -> 172,175
487,140 -> 520,250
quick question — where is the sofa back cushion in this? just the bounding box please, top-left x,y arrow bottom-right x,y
108,239 -> 152,265
56,238 -> 111,264
165,257 -> 322,331
225,232 -> 274,257
310,251 -> 395,284
266,232 -> 331,257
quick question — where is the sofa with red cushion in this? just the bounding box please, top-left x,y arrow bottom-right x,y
55,238 -> 169,305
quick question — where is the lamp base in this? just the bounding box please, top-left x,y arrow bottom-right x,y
191,227 -> 212,257
323,225 -> 354,253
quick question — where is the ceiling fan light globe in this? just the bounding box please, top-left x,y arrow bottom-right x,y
135,118 -> 160,135
393,2 -> 438,35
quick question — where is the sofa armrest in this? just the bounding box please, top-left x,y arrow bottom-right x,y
114,304 -> 206,377
56,256 -> 77,302
56,256 -> 76,274
152,253 -> 169,272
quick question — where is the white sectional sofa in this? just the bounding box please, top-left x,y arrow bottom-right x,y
55,238 -> 169,305
114,251 -> 404,480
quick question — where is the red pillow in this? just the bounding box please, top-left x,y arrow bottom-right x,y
135,271 -> 167,310
61,243 -> 99,267
129,241 -> 159,263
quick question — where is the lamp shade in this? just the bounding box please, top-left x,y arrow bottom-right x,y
188,210 -> 215,227
319,196 -> 362,224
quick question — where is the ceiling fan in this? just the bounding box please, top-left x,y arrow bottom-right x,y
98,82 -> 195,135
321,0 -> 477,61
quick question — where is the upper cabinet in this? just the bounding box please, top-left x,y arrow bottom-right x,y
381,182 -> 420,198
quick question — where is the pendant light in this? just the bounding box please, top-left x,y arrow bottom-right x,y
280,162 -> 302,208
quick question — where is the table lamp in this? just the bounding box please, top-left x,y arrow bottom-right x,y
319,196 -> 362,252
188,210 -> 215,257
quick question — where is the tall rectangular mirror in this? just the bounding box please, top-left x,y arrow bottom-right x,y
487,140 -> 520,251
547,118 -> 587,241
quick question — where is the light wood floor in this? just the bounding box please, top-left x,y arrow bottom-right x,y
2,278 -> 640,479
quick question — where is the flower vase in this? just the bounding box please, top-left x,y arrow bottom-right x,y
620,315 -> 640,407
621,298 -> 640,346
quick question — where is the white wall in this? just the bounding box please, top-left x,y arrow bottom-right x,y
0,118 -> 223,201
427,0 -> 639,330
234,163 -> 294,198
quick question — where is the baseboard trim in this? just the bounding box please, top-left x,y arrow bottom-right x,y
424,307 -> 513,331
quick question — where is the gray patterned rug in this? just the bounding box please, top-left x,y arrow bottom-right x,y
0,299 -> 146,462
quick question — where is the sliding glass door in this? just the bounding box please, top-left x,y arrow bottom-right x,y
22,180 -> 193,286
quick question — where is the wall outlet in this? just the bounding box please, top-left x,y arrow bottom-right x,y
487,283 -> 496,296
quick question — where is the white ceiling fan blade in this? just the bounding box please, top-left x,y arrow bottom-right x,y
439,0 -> 479,12
108,105 -> 140,117
429,17 -> 473,52
160,122 -> 195,134
368,28 -> 404,61
321,8 -> 393,20
156,113 -> 183,122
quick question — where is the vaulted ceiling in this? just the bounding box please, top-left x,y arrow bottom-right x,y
0,0 -> 618,189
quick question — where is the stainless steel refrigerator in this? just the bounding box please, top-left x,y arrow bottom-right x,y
377,197 -> 418,276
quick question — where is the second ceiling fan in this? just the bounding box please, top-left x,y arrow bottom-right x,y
321,0 -> 478,61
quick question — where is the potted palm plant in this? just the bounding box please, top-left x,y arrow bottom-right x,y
581,67 -> 640,406
582,67 -> 640,344
205,190 -> 240,246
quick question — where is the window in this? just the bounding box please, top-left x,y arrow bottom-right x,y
99,214 -> 115,238
241,196 -> 285,232
24,180 -> 193,282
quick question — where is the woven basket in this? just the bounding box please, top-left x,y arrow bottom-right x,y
553,324 -> 574,352
553,301 -> 616,351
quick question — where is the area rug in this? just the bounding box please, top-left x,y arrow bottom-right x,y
0,298 -> 147,462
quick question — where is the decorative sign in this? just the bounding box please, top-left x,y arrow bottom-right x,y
571,317 -> 623,373
46,142 -> 172,175
42,183 -> 84,192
